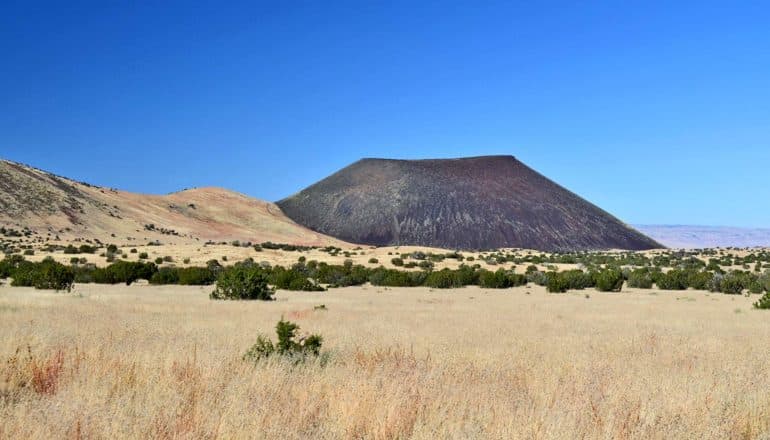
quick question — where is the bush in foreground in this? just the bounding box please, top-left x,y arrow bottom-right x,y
243,318 -> 323,363
211,264 -> 274,300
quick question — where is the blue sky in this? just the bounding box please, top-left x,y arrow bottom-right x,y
1,1 -> 769,227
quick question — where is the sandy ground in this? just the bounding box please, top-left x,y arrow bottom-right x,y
17,242 -> 767,275
21,243 -> 589,273
1,282 -> 769,438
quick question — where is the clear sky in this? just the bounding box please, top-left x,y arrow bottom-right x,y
1,2 -> 769,227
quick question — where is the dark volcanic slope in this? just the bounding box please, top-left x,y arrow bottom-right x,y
277,156 -> 662,251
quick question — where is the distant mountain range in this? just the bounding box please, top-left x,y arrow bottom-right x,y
15,156 -> 764,251
634,225 -> 770,249
2,156 -> 662,251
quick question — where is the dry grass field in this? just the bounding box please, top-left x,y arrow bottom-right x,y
1,281 -> 769,439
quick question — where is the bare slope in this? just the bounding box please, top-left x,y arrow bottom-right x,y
278,155 -> 662,251
0,159 -> 345,246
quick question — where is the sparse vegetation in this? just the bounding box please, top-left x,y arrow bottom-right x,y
754,292 -> 770,309
593,268 -> 624,292
9,258 -> 74,291
210,264 -> 274,300
243,318 -> 323,363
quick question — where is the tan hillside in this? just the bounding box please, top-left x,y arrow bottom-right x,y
0,159 -> 347,246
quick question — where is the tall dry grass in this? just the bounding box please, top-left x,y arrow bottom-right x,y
1,283 -> 769,439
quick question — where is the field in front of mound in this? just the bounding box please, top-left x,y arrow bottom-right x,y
1,282 -> 769,439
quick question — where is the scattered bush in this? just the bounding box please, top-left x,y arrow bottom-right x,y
211,265 -> 274,300
271,267 -> 325,291
713,272 -> 745,295
150,267 -> 180,285
655,270 -> 689,290
593,268 -> 624,292
391,257 -> 404,267
243,318 -> 323,363
10,258 -> 74,292
627,269 -> 654,289
81,261 -> 157,285
546,272 -> 568,293
478,269 -> 527,289
424,269 -> 464,289
178,267 -> 217,285
754,292 -> 770,309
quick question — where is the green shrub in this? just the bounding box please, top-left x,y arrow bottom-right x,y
424,269 -> 463,289
527,270 -> 548,286
150,267 -> 180,285
79,245 -> 96,254
686,271 -> 713,291
211,265 -> 274,300
391,257 -> 404,267
271,267 -> 325,291
754,292 -> 770,309
593,268 -> 624,292
546,272 -> 568,293
655,270 -> 689,290
10,258 -> 74,291
478,269 -> 527,289
748,280 -> 764,294
177,267 -> 217,285
715,272 -> 745,295
760,271 -> 770,293
561,270 -> 595,290
368,268 -> 425,287
86,261 -> 157,285
368,258 -> 379,264
243,318 -> 323,363
138,252 -> 148,260
627,269 -> 654,289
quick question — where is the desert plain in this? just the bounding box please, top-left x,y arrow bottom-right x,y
1,272 -> 769,439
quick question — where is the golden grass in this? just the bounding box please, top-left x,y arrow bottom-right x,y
1,283 -> 769,439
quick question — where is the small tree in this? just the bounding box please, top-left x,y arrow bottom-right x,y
243,318 -> 323,363
211,265 -> 274,300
